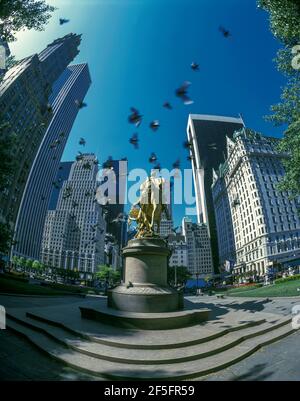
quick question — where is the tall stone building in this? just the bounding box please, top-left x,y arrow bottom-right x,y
186,114 -> 245,270
182,217 -> 214,278
0,34 -> 81,229
41,155 -> 106,275
212,128 -> 300,276
12,64 -> 91,260
168,234 -> 188,268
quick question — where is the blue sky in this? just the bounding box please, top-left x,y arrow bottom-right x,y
10,0 -> 286,226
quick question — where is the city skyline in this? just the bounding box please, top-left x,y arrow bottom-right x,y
8,0 -> 287,227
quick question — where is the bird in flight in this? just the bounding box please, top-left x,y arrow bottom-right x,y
75,99 -> 87,109
59,18 -> 70,25
191,62 -> 199,71
83,162 -> 92,170
129,133 -> 139,149
76,152 -> 84,162
79,137 -> 86,146
149,120 -> 160,131
102,156 -> 114,170
175,81 -> 194,105
183,140 -> 192,150
128,107 -> 143,127
46,103 -> 53,113
112,213 -> 127,224
171,227 -> 180,234
219,26 -> 231,38
163,102 -> 172,110
52,181 -> 60,190
172,159 -> 180,169
149,152 -> 158,164
208,143 -> 218,151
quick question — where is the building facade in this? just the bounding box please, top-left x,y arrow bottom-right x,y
212,128 -> 300,276
182,217 -> 214,278
12,63 -> 91,260
99,159 -> 128,248
186,114 -> 245,271
0,34 -> 82,229
211,162 -> 236,269
41,154 -> 106,274
168,234 -> 188,268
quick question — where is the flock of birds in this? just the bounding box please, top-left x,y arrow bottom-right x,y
57,16 -> 229,173
49,17 -> 232,243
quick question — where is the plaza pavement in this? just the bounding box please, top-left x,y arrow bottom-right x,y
0,294 -> 299,381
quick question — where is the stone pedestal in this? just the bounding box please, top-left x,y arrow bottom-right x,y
107,237 -> 183,313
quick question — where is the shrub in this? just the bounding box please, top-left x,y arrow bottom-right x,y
275,274 -> 300,285
2,273 -> 29,283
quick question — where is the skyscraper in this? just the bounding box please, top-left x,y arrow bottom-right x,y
0,34 -> 81,229
211,160 -> 236,270
48,162 -> 73,211
101,159 -> 128,248
12,63 -> 91,260
182,217 -> 214,278
168,234 -> 188,268
41,154 -> 106,274
187,114 -> 245,270
212,128 -> 300,275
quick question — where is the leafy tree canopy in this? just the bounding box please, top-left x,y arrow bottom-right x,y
167,265 -> 191,287
258,0 -> 300,197
0,0 -> 56,42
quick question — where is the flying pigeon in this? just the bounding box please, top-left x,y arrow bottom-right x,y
175,81 -> 194,105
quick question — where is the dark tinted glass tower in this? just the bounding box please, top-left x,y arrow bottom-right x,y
0,34 -> 82,229
187,114 -> 245,271
104,159 -> 128,248
12,64 -> 91,259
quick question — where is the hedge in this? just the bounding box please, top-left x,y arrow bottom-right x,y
275,274 -> 300,285
1,273 -> 29,283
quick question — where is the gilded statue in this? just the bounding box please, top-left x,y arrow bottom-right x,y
128,173 -> 170,238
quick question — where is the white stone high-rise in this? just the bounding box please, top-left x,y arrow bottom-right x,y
168,234 -> 188,268
182,217 -> 214,278
212,128 -> 300,276
41,154 -> 106,275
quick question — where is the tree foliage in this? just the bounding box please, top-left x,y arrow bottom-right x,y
0,123 -> 17,191
167,265 -> 191,287
0,222 -> 12,255
0,0 -> 55,42
258,0 -> 300,44
95,265 -> 121,284
258,0 -> 300,197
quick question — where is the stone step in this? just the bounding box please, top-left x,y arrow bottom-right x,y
23,310 -> 269,350
6,316 -> 297,380
7,311 -> 291,365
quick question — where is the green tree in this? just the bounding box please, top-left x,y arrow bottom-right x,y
0,123 -> 18,258
0,222 -> 12,257
204,275 -> 213,288
0,124 -> 18,191
25,259 -> 33,273
32,260 -> 42,275
18,257 -> 26,272
96,265 -> 111,281
258,0 -> 300,197
95,265 -> 121,285
0,0 -> 56,42
167,266 -> 192,287
11,255 -> 19,270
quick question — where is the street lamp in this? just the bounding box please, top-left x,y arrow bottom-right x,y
196,271 -> 200,295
